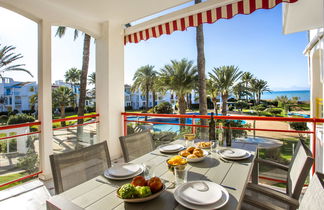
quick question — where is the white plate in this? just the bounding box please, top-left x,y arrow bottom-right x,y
218,148 -> 247,158
159,144 -> 185,153
174,181 -> 229,209
178,181 -> 222,205
219,150 -> 252,160
104,166 -> 143,180
182,150 -> 209,163
107,163 -> 141,177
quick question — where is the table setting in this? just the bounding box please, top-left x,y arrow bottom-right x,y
49,138 -> 256,210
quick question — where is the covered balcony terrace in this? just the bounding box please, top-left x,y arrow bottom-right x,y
0,0 -> 323,209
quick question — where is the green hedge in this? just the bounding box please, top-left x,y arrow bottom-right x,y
7,114 -> 35,125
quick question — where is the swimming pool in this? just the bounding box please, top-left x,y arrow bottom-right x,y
126,114 -> 246,133
148,117 -> 246,133
288,112 -> 310,118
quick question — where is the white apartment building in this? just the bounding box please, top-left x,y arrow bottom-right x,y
0,78 -> 84,112
283,0 -> 323,173
125,84 -> 198,110
0,77 -> 37,112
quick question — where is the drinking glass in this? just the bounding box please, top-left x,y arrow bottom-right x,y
184,134 -> 195,148
142,162 -> 155,179
210,140 -> 217,153
174,166 -> 188,185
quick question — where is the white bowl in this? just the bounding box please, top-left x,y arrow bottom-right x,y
180,149 -> 209,163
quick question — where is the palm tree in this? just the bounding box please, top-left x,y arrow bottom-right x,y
195,0 -> 208,139
159,59 -> 198,131
65,67 -> 81,109
131,65 -> 157,111
232,82 -> 250,100
275,95 -> 290,112
0,44 -> 33,77
65,67 -> 81,88
251,79 -> 271,105
209,66 -> 243,116
206,79 -> 219,115
52,86 -> 75,126
241,72 -> 253,101
88,72 -> 96,85
29,94 -> 38,112
55,27 -> 91,126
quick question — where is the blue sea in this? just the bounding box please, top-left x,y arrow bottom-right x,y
261,90 -> 310,102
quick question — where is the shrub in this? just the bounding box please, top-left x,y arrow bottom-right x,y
153,131 -> 177,148
0,115 -> 8,122
266,108 -> 283,116
17,151 -> 39,174
147,108 -> 154,113
153,102 -> 173,114
7,114 -> 36,125
252,104 -> 267,112
236,101 -> 249,111
64,107 -> 76,113
228,105 -> 234,111
85,106 -> 96,113
0,139 -> 17,153
289,122 -> 308,131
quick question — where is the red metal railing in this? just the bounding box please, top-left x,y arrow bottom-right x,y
122,112 -> 324,179
0,114 -> 99,189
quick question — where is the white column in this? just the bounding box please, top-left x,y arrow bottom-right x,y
38,20 -> 53,179
96,21 -> 124,159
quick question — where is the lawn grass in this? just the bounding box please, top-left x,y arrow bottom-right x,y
0,172 -> 32,191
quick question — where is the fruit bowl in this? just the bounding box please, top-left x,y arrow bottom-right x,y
166,156 -> 187,173
117,184 -> 166,203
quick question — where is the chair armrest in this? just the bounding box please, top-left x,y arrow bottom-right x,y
255,158 -> 289,171
247,183 -> 299,208
244,195 -> 286,210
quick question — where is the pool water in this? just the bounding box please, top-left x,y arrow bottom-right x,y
288,113 -> 310,118
127,115 -> 246,133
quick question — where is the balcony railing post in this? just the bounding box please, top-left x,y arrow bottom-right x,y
123,114 -> 127,136
312,120 -> 316,174
192,118 -> 196,135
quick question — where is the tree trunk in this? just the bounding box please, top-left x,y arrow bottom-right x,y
221,93 -> 228,116
146,89 -> 149,110
195,0 -> 208,139
178,95 -> 187,132
153,91 -> 156,107
213,100 -> 218,115
60,105 -> 66,127
76,33 -> 91,149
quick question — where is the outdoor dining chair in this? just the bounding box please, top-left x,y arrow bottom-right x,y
298,172 -> 324,210
119,130 -> 154,162
243,139 -> 314,210
50,141 -> 111,194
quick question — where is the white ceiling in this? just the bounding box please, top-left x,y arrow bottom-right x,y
283,0 -> 324,34
0,0 -> 191,37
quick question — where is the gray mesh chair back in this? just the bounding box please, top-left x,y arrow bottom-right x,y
299,172 -> 324,210
50,141 -> 111,194
287,139 -> 313,199
119,130 -> 154,162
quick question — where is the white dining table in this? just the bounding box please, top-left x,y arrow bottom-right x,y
47,140 -> 257,210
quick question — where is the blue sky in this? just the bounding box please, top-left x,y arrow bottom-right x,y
0,4 -> 309,91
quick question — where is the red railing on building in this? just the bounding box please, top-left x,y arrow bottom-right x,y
122,112 -> 324,178
0,114 -> 99,189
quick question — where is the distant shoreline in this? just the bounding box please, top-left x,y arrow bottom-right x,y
261,90 -> 310,102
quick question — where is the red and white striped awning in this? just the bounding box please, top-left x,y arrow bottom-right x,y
124,0 -> 298,44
